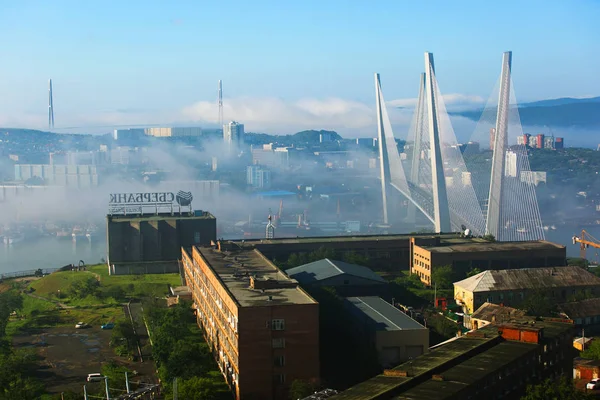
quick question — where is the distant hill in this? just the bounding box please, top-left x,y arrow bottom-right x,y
291,130 -> 341,142
451,98 -> 600,128
520,96 -> 600,108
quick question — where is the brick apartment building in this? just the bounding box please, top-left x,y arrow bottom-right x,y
181,245 -> 320,400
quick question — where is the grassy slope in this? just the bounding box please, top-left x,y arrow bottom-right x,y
8,265 -> 181,333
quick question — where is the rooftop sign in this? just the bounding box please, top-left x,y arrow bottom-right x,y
109,190 -> 193,215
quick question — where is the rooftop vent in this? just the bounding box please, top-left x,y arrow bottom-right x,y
268,296 -> 273,301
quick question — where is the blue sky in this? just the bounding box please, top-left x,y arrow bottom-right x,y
0,0 -> 598,134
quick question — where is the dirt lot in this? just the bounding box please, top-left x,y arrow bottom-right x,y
13,325 -> 157,395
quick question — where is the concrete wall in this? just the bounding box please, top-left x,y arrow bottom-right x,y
107,214 -> 216,265
375,329 -> 429,368
109,261 -> 179,275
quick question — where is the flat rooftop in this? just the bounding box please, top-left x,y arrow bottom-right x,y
392,341 -> 537,399
331,318 -> 573,400
195,246 -> 316,307
107,210 -> 215,222
345,297 -> 426,332
420,240 -> 565,253
230,233 -> 461,247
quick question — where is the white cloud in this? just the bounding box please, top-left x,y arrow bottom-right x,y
1,96 -> 416,137
181,97 -> 380,134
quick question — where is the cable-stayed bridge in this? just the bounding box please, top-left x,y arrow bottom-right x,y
376,51 -> 545,242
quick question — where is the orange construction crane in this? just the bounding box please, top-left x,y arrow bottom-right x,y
572,229 -> 600,261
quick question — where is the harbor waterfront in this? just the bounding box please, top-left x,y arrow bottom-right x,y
0,234 -> 106,273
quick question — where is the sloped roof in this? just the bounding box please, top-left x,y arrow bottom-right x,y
470,302 -> 527,323
454,266 -> 600,293
286,258 -> 386,285
345,297 -> 426,331
559,297 -> 600,319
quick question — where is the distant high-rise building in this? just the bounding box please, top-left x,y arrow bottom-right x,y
211,157 -> 218,172
536,134 -> 545,149
223,121 -> 245,149
520,171 -> 547,186
113,128 -> 145,141
528,135 -> 537,148
489,128 -> 496,150
461,171 -> 472,186
144,127 -> 202,137
505,150 -> 519,177
543,136 -> 555,149
517,133 -> 530,146
246,165 -> 271,189
555,137 -> 564,149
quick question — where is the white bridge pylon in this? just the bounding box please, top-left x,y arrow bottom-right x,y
376,52 -> 517,237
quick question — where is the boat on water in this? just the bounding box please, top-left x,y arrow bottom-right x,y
516,227 -> 528,234
3,232 -> 25,245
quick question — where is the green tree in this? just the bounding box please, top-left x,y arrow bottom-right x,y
466,268 -> 482,278
522,376 -> 592,400
172,374 -> 231,400
521,290 -> 557,317
68,276 -> 100,299
289,379 -> 318,400
100,361 -> 130,391
567,258 -> 590,269
431,265 -> 456,289
342,252 -> 370,266
0,292 -> 23,337
581,339 -> 600,360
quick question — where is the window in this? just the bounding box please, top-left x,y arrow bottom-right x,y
274,355 -> 285,367
343,279 -> 350,285
272,319 -> 285,331
273,374 -> 286,385
194,232 -> 201,243
272,338 -> 285,348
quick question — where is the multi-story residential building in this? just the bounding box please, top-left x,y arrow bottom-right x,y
181,245 -> 320,400
331,318 -> 575,400
14,164 -> 99,188
489,128 -> 496,150
251,145 -> 295,169
223,121 -> 245,149
454,266 -> 600,313
144,127 -> 202,137
536,134 -> 545,149
505,150 -> 519,177
247,165 -> 272,189
555,137 -> 564,149
410,237 -> 566,286
520,171 -> 547,185
544,136 -> 555,149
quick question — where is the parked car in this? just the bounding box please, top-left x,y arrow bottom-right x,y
87,373 -> 105,382
587,378 -> 600,390
75,322 -> 88,329
101,322 -> 115,330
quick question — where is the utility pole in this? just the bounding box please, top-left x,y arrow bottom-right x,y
105,377 -> 110,400
125,372 -> 130,394
83,385 -> 88,400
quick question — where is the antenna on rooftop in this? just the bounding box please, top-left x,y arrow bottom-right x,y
48,79 -> 55,130
218,80 -> 223,129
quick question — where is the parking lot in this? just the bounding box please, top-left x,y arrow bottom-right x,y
12,325 -> 157,395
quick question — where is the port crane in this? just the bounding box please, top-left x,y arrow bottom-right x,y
573,230 -> 600,262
